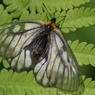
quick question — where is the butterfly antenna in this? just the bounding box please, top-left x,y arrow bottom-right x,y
56,16 -> 74,29
42,3 -> 53,21
56,16 -> 66,25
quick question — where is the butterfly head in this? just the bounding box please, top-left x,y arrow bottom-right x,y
50,18 -> 56,23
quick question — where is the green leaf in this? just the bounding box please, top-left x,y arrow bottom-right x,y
0,4 -> 12,24
2,59 -> 10,68
2,0 -> 90,19
60,7 -> 95,33
15,7 -> 95,33
68,40 -> 95,66
3,0 -> 31,18
29,0 -> 90,12
0,69 -> 95,95
0,57 -> 10,68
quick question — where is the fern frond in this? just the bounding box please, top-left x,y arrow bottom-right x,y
60,7 -> 95,33
0,69 -> 95,95
68,40 -> 95,66
80,76 -> 95,95
3,0 -> 30,18
0,4 -> 12,24
0,56 -> 10,68
3,0 -> 90,18
2,1 -> 94,33
18,7 -> 95,33
29,0 -> 90,12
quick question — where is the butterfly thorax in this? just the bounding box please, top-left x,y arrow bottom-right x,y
24,29 -> 50,58
45,18 -> 56,29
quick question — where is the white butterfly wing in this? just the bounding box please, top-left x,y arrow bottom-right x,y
0,21 -> 44,71
34,29 -> 79,91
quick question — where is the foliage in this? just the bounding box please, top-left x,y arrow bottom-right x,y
0,69 -> 95,95
0,0 -> 95,95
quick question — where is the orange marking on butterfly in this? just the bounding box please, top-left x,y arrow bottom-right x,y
45,21 -> 56,28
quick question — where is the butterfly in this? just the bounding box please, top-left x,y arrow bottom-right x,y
0,11 -> 80,92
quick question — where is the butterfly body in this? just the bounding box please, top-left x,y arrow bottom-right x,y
23,20 -> 55,61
